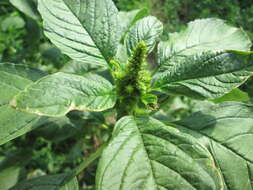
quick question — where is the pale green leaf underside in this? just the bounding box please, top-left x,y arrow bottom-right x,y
38,0 -> 120,67
154,18 -> 252,99
96,116 -> 223,190
125,16 -> 163,55
11,73 -> 116,117
154,50 -> 253,99
10,173 -> 79,190
0,63 -> 45,145
175,102 -> 253,190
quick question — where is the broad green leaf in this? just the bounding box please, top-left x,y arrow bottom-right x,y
119,8 -> 148,40
38,0 -> 120,67
125,16 -> 163,55
154,50 -> 253,99
175,102 -> 253,190
10,173 -> 79,190
10,0 -> 40,20
212,88 -> 249,103
0,150 -> 32,190
154,18 -> 252,99
96,116 -> 223,190
0,63 -> 46,145
11,73 -> 116,117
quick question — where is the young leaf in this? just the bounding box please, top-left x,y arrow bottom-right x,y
38,0 -> 121,67
96,116 -> 223,190
11,73 -> 116,117
125,16 -> 163,55
0,63 -> 46,145
119,8 -> 148,40
154,18 -> 252,99
10,173 -> 79,190
154,50 -> 253,99
175,102 -> 253,189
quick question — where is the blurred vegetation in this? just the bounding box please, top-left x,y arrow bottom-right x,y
114,0 -> 253,40
0,0 -> 252,189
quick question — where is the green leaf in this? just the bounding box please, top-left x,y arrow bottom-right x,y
159,18 -> 251,59
212,88 -> 249,103
96,116 -> 223,190
125,16 -> 163,55
154,50 -> 253,99
10,173 -> 79,190
10,0 -> 40,20
0,150 -> 32,190
38,0 -> 121,67
11,73 -> 116,117
154,18 -> 252,99
0,63 -> 46,145
175,102 -> 253,190
119,8 -> 148,40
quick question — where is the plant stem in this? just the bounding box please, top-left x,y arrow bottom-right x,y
74,143 -> 107,176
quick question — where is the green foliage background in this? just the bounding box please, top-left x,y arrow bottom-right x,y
114,0 -> 253,40
0,0 -> 252,189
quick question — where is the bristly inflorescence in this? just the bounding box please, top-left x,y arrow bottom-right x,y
111,41 -> 157,116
